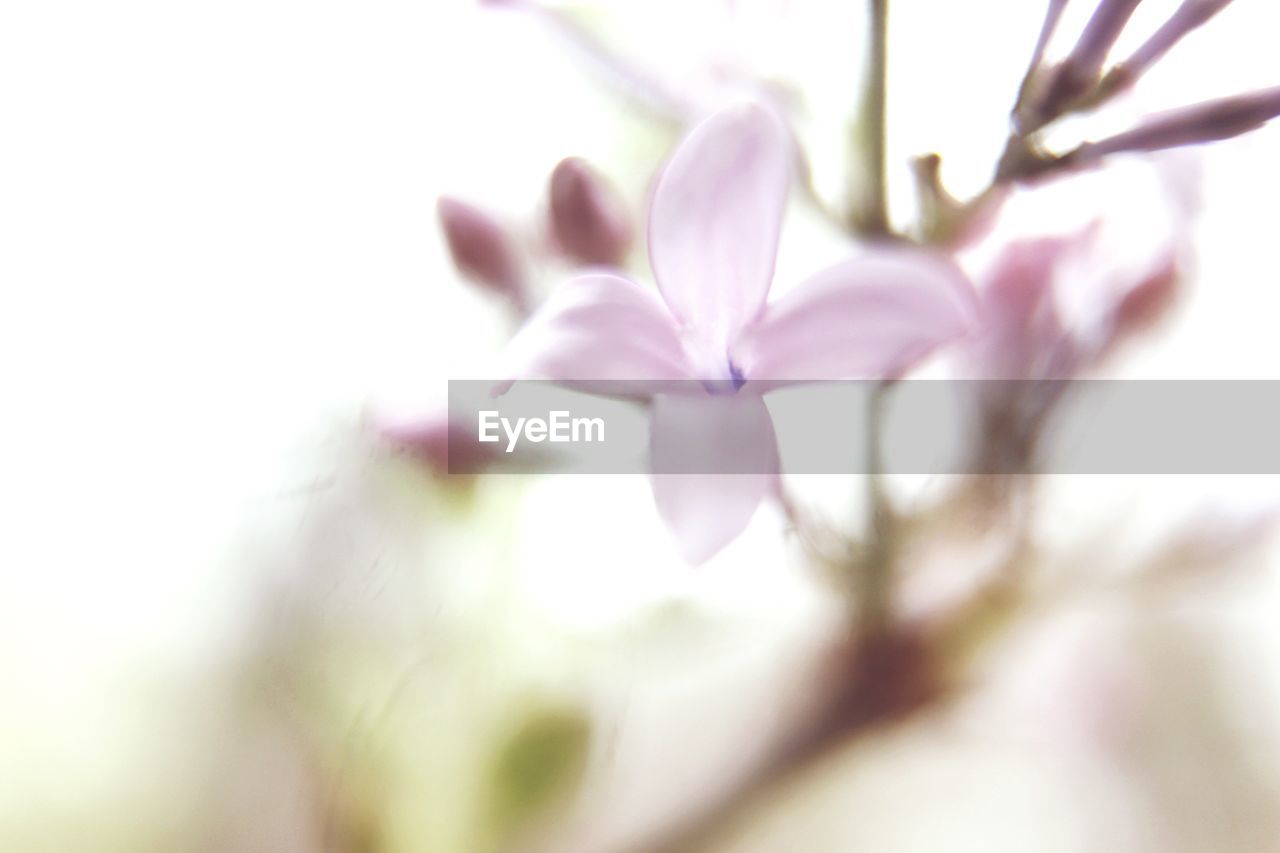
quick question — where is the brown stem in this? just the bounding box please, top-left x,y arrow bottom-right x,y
849,0 -> 891,237
638,626 -> 941,853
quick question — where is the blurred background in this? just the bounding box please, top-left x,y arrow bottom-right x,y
3,1 -> 1280,850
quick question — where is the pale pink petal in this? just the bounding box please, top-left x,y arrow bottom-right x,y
649,392 -> 778,564
733,249 -> 978,381
502,273 -> 690,382
648,102 -> 792,351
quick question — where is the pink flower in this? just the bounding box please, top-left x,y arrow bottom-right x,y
504,103 -> 976,562
964,159 -> 1193,379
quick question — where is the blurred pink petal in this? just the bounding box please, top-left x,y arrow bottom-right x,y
649,393 -> 778,564
648,102 -> 791,353
732,249 -> 977,381
962,160 -> 1194,360
969,234 -> 1080,379
503,273 -> 690,381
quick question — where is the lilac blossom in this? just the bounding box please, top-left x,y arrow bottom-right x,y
503,103 -> 976,562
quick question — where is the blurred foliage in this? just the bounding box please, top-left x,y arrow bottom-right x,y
487,706 -> 591,846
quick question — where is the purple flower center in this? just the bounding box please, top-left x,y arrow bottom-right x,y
701,360 -> 747,395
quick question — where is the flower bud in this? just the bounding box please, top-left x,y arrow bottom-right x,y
1103,254 -> 1179,348
547,158 -> 633,267
377,410 -> 497,476
437,196 -> 528,310
1076,86 -> 1280,162
1070,0 -> 1145,79
1107,0 -> 1235,88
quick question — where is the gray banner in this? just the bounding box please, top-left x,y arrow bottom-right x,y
448,380 -> 1280,475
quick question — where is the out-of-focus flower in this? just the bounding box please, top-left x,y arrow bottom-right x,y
1105,0 -> 1236,92
547,157 -> 634,267
438,196 -> 530,312
959,161 -> 1189,479
1074,86 -> 1280,162
968,223 -> 1178,379
504,103 -> 975,562
966,157 -> 1192,369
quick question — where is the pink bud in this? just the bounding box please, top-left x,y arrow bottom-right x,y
547,158 -> 633,267
1110,0 -> 1235,86
1102,254 -> 1179,349
1076,85 -> 1280,161
378,411 -> 497,476
437,196 -> 528,310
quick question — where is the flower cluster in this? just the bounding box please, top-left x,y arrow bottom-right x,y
413,0 -> 1278,567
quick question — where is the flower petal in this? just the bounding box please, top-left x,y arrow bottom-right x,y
502,273 -> 690,383
733,249 -> 978,381
648,102 -> 792,350
649,392 -> 778,564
